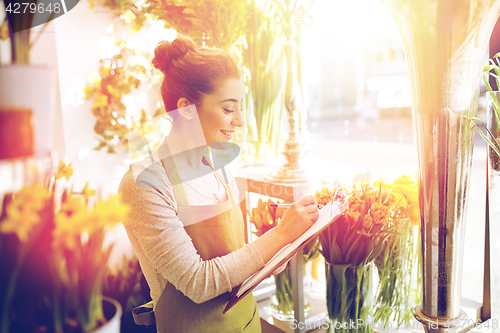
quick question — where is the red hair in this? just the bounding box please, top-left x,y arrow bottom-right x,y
152,33 -> 242,112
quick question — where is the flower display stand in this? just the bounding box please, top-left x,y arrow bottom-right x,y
236,169 -> 328,333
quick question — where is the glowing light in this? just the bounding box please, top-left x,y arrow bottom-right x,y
78,148 -> 89,160
62,76 -> 86,107
101,36 -> 116,58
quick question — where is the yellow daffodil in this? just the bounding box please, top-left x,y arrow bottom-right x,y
80,183 -> 97,198
0,186 -> 51,242
53,194 -> 131,250
391,188 -> 408,208
53,213 -> 81,250
56,161 -> 74,180
393,174 -> 414,187
91,194 -> 131,229
60,195 -> 87,216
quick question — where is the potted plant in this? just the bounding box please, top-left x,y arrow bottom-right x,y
315,182 -> 392,333
103,255 -> 153,333
0,1 -> 56,159
0,161 -> 131,333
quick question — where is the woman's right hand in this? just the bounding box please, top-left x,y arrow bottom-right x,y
274,195 -> 319,245
252,195 -> 320,264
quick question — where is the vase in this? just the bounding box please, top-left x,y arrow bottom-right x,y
381,1 -> 500,332
0,65 -> 55,159
373,219 -> 417,332
325,262 -> 373,333
486,91 -> 500,322
487,91 -> 500,172
271,262 -> 311,321
92,296 -> 122,333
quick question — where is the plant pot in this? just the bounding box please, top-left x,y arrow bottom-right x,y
373,219 -> 418,332
325,262 -> 373,333
92,296 -> 122,333
486,91 -> 500,323
0,64 -> 54,159
381,0 -> 500,328
270,262 -> 311,321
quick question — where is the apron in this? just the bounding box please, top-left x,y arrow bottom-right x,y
134,150 -> 261,333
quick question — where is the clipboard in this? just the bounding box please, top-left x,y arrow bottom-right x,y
223,192 -> 349,314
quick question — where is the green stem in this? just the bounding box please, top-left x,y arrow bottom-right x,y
1,258 -> 23,333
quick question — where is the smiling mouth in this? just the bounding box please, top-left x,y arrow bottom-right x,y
220,130 -> 233,138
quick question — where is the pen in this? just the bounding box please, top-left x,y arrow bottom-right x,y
270,203 -> 324,209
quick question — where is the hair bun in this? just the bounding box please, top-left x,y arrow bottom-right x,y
152,33 -> 197,73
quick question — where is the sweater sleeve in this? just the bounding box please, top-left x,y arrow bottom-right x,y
119,162 -> 265,304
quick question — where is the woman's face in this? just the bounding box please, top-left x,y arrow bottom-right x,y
196,78 -> 245,146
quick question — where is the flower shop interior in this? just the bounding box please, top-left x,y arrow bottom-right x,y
2,0 -> 500,332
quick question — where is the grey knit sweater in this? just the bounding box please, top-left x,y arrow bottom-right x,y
118,157 -> 265,307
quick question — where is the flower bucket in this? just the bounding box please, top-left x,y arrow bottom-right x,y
325,262 -> 373,333
0,65 -> 54,159
271,262 -> 311,321
381,0 -> 500,328
373,219 -> 419,332
92,296 -> 122,333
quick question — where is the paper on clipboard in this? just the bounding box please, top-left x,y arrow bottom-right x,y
223,192 -> 349,314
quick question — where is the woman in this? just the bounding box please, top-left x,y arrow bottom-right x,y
119,32 -> 319,332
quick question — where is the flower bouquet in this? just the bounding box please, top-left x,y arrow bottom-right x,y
249,198 -> 320,320
0,162 -> 131,333
316,182 -> 392,333
372,175 -> 420,332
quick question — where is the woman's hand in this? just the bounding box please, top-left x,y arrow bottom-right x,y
274,195 -> 319,245
253,195 -> 319,264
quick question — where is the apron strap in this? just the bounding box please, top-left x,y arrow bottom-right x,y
157,141 -> 190,206
205,147 -> 236,206
159,142 -> 234,206
132,301 -> 156,326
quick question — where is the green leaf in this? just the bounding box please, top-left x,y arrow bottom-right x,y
484,65 -> 495,72
469,117 -> 500,157
345,233 -> 363,263
331,264 -> 350,293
